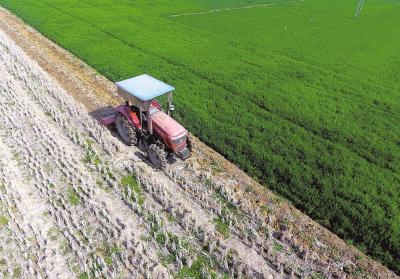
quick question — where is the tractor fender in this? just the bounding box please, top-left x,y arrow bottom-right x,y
115,105 -> 141,129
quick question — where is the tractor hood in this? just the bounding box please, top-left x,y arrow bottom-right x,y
150,110 -> 187,139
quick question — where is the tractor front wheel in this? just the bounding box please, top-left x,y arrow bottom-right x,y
147,144 -> 167,170
116,113 -> 137,146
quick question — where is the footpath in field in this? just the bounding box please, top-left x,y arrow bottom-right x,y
169,1 -> 298,17
0,8 -> 397,279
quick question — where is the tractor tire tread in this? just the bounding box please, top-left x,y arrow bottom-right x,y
148,144 -> 167,169
116,113 -> 138,146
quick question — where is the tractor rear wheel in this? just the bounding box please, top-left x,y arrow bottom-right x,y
116,113 -> 137,146
147,144 -> 167,169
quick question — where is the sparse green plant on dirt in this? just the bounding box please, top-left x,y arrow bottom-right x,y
177,256 -> 229,279
273,241 -> 284,252
95,242 -> 121,267
214,218 -> 230,239
82,139 -> 101,166
47,227 -> 60,241
75,231 -> 89,245
209,160 -> 223,175
83,150 -> 101,166
214,192 -> 238,216
244,185 -> 253,193
260,205 -> 271,215
67,188 -> 80,206
0,216 -> 8,229
59,240 -> 72,255
310,271 -> 325,279
120,174 -> 144,205
12,266 -> 21,278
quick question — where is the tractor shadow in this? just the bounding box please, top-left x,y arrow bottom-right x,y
89,105 -> 116,120
89,106 -> 177,167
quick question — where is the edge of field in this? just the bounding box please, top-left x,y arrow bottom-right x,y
0,6 -> 397,279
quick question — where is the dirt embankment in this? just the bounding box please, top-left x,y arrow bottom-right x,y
0,6 -> 397,279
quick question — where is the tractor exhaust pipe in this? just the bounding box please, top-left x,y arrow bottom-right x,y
168,92 -> 174,117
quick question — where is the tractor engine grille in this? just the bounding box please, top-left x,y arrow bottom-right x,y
172,135 -> 186,146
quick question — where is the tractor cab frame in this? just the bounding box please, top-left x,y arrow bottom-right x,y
101,74 -> 192,169
116,76 -> 174,135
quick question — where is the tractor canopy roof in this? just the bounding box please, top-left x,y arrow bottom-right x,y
116,74 -> 175,101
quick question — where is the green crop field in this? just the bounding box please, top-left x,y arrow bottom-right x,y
1,0 -> 399,272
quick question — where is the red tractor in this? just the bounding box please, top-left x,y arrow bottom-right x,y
101,74 -> 192,169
